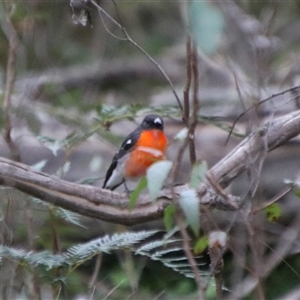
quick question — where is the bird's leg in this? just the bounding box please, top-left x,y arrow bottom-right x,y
123,180 -> 131,195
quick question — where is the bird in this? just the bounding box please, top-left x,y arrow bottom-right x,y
102,114 -> 168,191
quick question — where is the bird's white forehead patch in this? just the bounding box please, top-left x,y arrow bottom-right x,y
154,117 -> 162,124
126,139 -> 132,145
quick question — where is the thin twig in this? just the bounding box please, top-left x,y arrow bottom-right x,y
89,253 -> 103,289
226,85 -> 300,145
227,212 -> 300,299
175,213 -> 206,299
90,0 -> 183,112
169,105 -> 206,297
208,244 -> 224,300
189,41 -> 199,165
2,1 -> 20,162
244,218 -> 266,300
183,35 -> 192,125
170,37 -> 206,298
251,185 -> 293,214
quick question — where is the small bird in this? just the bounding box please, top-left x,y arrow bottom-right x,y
102,114 -> 168,191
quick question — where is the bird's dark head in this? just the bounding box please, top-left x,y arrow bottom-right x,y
140,114 -> 164,131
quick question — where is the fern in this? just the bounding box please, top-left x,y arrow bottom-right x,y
135,238 -> 182,253
0,230 -> 159,270
0,230 -> 210,282
65,230 -> 158,265
135,238 -> 210,280
29,197 -> 84,227
0,246 -> 65,269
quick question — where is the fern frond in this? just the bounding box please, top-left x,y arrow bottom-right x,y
65,230 -> 158,264
1,230 -> 210,282
55,207 -> 86,228
135,237 -> 210,280
0,246 -> 65,270
27,251 -> 65,269
151,247 -> 184,258
135,239 -> 181,254
0,245 -> 29,263
29,197 -> 84,227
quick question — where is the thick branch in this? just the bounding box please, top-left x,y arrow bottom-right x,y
0,111 -> 299,225
210,110 -> 300,186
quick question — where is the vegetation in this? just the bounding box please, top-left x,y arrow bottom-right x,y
1,0 -> 300,299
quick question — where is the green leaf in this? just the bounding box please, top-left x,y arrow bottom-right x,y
56,161 -> 71,178
284,179 -> 300,197
189,1 -> 225,55
65,230 -> 158,264
295,188 -> 300,198
179,189 -> 200,236
29,197 -> 84,228
205,278 -> 217,299
194,236 -> 208,255
38,136 -> 61,156
174,127 -> 188,141
264,203 -> 282,222
293,181 -> 300,198
129,177 -> 147,209
31,160 -> 47,171
163,204 -> 176,231
146,160 -> 173,201
55,207 -> 86,228
89,156 -> 102,172
190,161 -> 207,189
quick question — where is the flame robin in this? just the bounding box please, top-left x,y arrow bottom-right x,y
102,114 -> 168,190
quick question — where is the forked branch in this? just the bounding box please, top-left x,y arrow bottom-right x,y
0,111 -> 299,225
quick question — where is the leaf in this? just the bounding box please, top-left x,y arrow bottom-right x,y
189,1 -> 225,55
56,161 -> 71,178
0,230 -> 159,270
129,177 -> 147,209
89,156 -> 102,172
31,159 -> 47,171
295,188 -> 300,198
55,208 -> 85,228
163,204 -> 176,231
135,238 -> 180,255
146,160 -> 173,201
194,236 -> 208,255
264,203 -> 282,222
190,161 -> 207,189
179,189 -> 200,236
174,127 -> 188,141
65,230 -> 158,264
284,179 -> 300,197
205,278 -> 217,299
292,181 -> 300,198
29,197 -> 84,228
38,136 -> 61,156
135,237 -> 209,280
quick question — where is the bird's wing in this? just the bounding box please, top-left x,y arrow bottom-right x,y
102,128 -> 141,189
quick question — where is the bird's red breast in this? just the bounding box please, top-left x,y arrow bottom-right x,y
124,129 -> 168,178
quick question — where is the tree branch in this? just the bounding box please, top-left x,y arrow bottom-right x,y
0,110 -> 299,225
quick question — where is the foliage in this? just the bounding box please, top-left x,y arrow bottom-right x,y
1,0 -> 300,299
146,160 -> 173,201
0,230 -> 205,298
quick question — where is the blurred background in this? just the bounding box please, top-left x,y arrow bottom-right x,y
1,0 -> 300,299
